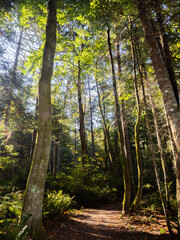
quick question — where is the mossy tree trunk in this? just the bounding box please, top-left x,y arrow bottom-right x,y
137,0 -> 180,229
116,38 -> 136,199
107,28 -> 131,212
21,1 -> 57,239
129,27 -> 143,211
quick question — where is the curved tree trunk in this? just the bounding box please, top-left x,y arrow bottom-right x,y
107,28 -> 131,212
129,27 -> 143,211
137,0 -> 180,228
116,39 -> 136,198
21,1 -> 57,239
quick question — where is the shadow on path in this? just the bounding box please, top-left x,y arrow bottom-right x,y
46,203 -> 178,240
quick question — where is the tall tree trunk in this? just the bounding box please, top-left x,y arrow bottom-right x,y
53,134 -> 59,176
88,76 -> 95,158
154,0 -> 179,105
141,72 -> 174,239
95,78 -> 114,174
77,60 -> 87,168
164,112 -> 177,171
104,130 -> 108,173
147,79 -> 170,203
129,27 -> 143,211
137,0 -> 180,228
74,118 -> 77,164
30,97 -> 38,158
21,1 -> 57,239
107,28 -> 131,212
116,38 -> 136,198
12,28 -> 23,79
114,122 -> 120,177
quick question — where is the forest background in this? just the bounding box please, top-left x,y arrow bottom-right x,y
0,0 -> 180,239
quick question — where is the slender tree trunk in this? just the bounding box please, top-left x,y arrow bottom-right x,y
74,119 -> 77,164
88,76 -> 95,158
114,122 -> 119,176
21,1 -> 57,239
96,78 -> 114,174
30,97 -> 38,158
116,38 -> 136,198
107,28 -> 131,212
137,0 -> 180,228
11,28 -> 23,79
141,73 -> 175,240
129,28 -> 143,211
147,79 -> 170,203
77,60 -> 87,168
53,134 -> 59,176
164,112 -> 177,171
104,130 -> 108,173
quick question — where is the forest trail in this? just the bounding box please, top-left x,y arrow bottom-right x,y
46,203 -> 175,240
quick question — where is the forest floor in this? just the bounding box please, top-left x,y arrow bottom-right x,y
45,202 -> 178,240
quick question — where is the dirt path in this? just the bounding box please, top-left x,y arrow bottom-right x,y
46,203 -> 177,240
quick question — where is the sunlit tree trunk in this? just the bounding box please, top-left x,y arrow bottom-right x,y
116,38 -> 136,198
107,28 -> 131,212
129,27 -> 143,211
141,71 -> 174,239
137,0 -> 180,228
88,76 -> 95,158
77,60 -> 87,168
154,0 -> 179,105
147,79 -> 169,203
21,1 -> 57,239
30,97 -> 38,158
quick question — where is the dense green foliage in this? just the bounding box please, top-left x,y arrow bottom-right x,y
0,0 -> 180,238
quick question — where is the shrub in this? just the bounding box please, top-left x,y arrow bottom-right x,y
43,190 -> 75,216
0,191 -> 22,220
45,169 -> 120,208
0,191 -> 31,240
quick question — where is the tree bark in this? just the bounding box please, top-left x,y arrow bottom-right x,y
129,27 -> 143,211
116,38 -> 136,199
107,28 -> 131,212
77,60 -> 87,168
88,76 -> 95,158
147,80 -> 170,203
142,72 -> 174,240
53,134 -> 59,176
96,78 -> 114,174
30,96 -> 38,158
154,0 -> 179,105
21,1 -> 57,239
137,0 -> 180,227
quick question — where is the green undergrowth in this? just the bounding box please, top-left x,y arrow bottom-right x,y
43,190 -> 75,217
0,186 -> 76,239
45,165 -> 121,208
0,190 -> 29,240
